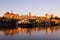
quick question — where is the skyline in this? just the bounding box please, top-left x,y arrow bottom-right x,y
0,0 -> 60,17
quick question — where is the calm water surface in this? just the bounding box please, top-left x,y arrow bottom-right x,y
0,26 -> 60,40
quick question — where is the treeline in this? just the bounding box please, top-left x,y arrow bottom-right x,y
50,16 -> 60,20
0,17 -> 18,23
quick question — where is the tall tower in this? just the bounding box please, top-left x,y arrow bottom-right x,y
50,14 -> 53,18
29,12 -> 31,16
45,13 -> 50,19
11,10 -> 13,14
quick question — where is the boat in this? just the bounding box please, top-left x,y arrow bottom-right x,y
17,19 -> 33,28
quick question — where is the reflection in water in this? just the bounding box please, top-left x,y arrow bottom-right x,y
3,26 -> 60,36
4,28 -> 19,36
0,26 -> 60,40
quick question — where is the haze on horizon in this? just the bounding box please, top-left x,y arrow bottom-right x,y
0,0 -> 60,17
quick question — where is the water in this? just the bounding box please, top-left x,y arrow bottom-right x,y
0,26 -> 60,40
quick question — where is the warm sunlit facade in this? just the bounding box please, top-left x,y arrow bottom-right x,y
4,11 -> 20,19
45,13 -> 50,19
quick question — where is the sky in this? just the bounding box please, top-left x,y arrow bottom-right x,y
0,0 -> 60,17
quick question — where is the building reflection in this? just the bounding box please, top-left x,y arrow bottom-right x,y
4,28 -> 19,36
45,26 -> 60,35
3,26 -> 60,36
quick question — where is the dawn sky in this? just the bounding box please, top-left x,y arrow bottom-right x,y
0,0 -> 60,17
